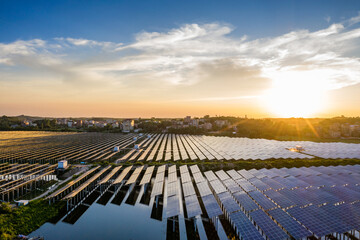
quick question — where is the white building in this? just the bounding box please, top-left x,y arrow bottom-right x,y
122,119 -> 135,132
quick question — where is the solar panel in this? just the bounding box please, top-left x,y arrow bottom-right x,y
184,195 -> 202,218
168,172 -> 177,183
182,181 -> 196,197
233,191 -> 259,212
277,188 -> 310,207
248,177 -> 270,191
236,179 -> 257,192
229,211 -> 264,240
166,195 -> 180,218
268,208 -> 312,239
180,171 -> 192,183
249,209 -> 289,240
204,171 -> 218,182
151,181 -> 164,197
287,206 -> 332,238
217,191 -> 241,213
238,169 -> 255,179
192,172 -> 205,183
167,181 -> 178,197
157,165 -> 166,173
126,166 -> 144,185
155,172 -> 164,183
209,179 -> 227,194
196,181 -> 212,197
226,169 -> 243,180
215,170 -> 230,181
179,165 -> 189,174
168,165 -> 176,174
222,178 -> 242,193
264,189 -> 295,208
260,177 -> 284,190
189,165 -> 200,174
248,191 -> 277,210
139,173 -> 152,185
201,194 -> 223,218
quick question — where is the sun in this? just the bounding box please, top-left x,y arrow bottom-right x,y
263,70 -> 328,118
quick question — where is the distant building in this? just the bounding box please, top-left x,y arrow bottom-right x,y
184,116 -> 191,123
67,121 -> 73,128
76,120 -> 83,127
202,122 -> 212,130
190,119 -> 199,127
214,120 -> 228,128
58,160 -> 68,170
122,119 -> 135,132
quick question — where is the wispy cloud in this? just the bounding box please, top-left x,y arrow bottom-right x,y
1,14 -> 360,116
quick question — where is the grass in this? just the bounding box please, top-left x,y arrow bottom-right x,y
0,200 -> 65,239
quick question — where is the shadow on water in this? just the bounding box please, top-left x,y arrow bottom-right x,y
96,191 -> 114,205
184,218 -> 200,240
151,195 -> 163,221
111,185 -> 129,205
62,204 -> 89,225
166,216 -> 180,240
125,185 -> 141,205
83,191 -> 101,205
47,204 -> 68,225
140,182 -> 153,205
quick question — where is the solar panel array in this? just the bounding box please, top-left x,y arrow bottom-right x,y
55,163 -> 360,240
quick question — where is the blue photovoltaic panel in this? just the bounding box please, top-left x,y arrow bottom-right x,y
217,191 -> 241,213
321,204 -> 360,230
287,206 -> 332,238
278,188 -> 311,207
248,177 -> 270,191
222,178 -> 242,193
209,179 -> 227,194
264,189 -> 295,208
182,181 -> 196,197
201,194 -> 223,218
229,211 -> 264,240
268,208 -> 312,239
304,187 -> 342,205
236,179 -> 257,192
248,191 -> 277,210
185,195 -> 202,218
196,181 -> 212,197
303,205 -> 351,234
233,191 -> 259,212
250,209 -> 289,240
323,185 -> 360,203
260,177 -> 284,190
166,195 -> 180,218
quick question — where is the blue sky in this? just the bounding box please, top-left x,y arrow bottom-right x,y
1,0 -> 360,43
1,1 -> 360,118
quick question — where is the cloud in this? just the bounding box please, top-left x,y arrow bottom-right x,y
1,14 -> 360,113
325,16 -> 331,23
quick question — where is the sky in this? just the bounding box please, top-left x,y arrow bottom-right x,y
1,0 -> 360,118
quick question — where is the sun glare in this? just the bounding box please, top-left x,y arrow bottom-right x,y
263,70 -> 328,117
